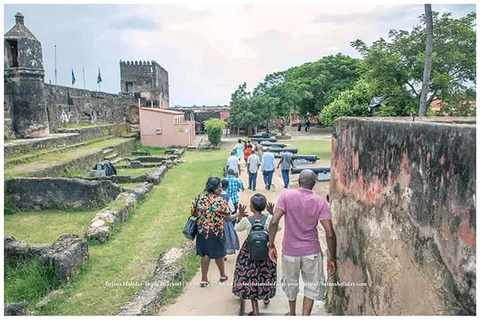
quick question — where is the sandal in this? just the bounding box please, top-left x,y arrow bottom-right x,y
248,311 -> 259,316
200,281 -> 210,288
285,312 -> 295,316
219,275 -> 229,283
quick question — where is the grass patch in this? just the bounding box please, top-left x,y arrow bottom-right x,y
135,145 -> 166,156
294,140 -> 332,160
162,252 -> 201,305
5,137 -> 133,179
4,259 -> 61,306
116,167 -> 159,177
4,209 -> 98,243
39,150 -> 226,315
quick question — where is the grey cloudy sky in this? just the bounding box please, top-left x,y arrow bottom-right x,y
4,3 -> 476,106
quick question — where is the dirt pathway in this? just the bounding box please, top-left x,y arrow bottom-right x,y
158,157 -> 331,316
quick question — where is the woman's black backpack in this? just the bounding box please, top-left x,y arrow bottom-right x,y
247,214 -> 269,261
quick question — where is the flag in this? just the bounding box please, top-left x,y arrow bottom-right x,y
97,68 -> 102,84
71,68 -> 76,85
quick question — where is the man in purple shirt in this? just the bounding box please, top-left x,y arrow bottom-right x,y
268,169 -> 337,316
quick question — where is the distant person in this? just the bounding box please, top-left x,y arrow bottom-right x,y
305,119 -> 310,132
191,177 -> 241,287
244,143 -> 253,165
221,179 -> 240,260
254,143 -> 263,161
226,151 -> 241,177
235,139 -> 244,161
298,122 -> 302,131
233,194 -> 279,316
261,149 -> 275,190
226,169 -> 245,213
268,169 -> 337,316
277,151 -> 294,188
247,149 -> 261,191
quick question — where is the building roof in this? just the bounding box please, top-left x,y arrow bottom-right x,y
139,107 -> 184,115
4,12 -> 38,40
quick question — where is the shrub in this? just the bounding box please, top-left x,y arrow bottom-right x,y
204,119 -> 227,146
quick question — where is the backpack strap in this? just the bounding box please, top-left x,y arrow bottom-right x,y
247,216 -> 256,227
259,214 -> 268,227
248,214 -> 268,227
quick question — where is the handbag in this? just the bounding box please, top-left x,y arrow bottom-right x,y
183,195 -> 200,240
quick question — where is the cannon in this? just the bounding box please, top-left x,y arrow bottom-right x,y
291,166 -> 331,181
266,147 -> 298,154
274,154 -> 318,162
260,141 -> 287,148
249,132 -> 270,138
251,137 -> 277,142
291,167 -> 330,174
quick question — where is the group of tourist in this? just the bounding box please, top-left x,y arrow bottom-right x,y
228,139 -> 295,190
190,159 -> 337,316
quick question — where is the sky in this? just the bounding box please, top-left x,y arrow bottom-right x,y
4,3 -> 476,106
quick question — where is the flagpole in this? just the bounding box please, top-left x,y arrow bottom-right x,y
83,68 -> 86,89
54,45 -> 57,84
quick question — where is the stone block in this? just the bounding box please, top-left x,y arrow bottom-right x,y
38,234 -> 89,283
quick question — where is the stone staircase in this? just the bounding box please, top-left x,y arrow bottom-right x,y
103,148 -> 122,164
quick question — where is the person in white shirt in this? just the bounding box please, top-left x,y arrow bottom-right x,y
226,151 -> 241,177
247,150 -> 261,191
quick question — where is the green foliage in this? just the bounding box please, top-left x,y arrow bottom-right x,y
5,259 -> 61,305
4,195 -> 19,215
351,11 -> 476,115
318,80 -> 373,126
229,54 -> 360,131
204,119 -> 226,146
284,53 -> 360,116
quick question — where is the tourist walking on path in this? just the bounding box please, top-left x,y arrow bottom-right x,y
244,143 -> 253,166
233,194 -> 279,316
277,151 -> 294,188
226,151 -> 241,177
261,149 -> 275,190
268,169 -> 337,316
234,139 -> 244,161
254,143 -> 263,161
191,177 -> 242,287
221,179 -> 240,258
305,119 -> 310,132
247,150 -> 261,191
226,169 -> 245,213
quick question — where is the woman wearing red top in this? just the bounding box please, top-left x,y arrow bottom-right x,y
244,144 -> 252,165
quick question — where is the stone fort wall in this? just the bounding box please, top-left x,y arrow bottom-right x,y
120,60 -> 169,108
326,117 -> 476,315
4,83 -> 138,135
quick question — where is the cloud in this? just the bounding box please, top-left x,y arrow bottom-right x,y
4,3 -> 475,106
109,17 -> 160,31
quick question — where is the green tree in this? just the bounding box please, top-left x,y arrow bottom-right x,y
318,79 -> 373,126
285,54 -> 360,116
352,11 -> 476,115
204,119 -> 226,146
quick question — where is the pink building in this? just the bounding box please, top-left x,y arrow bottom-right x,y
139,107 -> 195,147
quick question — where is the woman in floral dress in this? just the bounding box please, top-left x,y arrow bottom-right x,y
232,194 -> 280,315
191,177 -> 241,287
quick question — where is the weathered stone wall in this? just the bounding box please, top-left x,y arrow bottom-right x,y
44,84 -> 137,130
327,117 -> 476,315
120,60 -> 169,108
5,178 -> 122,211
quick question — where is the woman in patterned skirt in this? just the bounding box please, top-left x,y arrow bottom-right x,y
192,177 -> 242,287
232,194 -> 280,315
